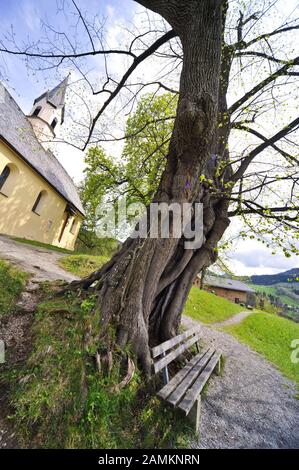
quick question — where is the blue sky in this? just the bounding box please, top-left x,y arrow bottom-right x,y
0,0 -> 136,111
1,0 -> 298,275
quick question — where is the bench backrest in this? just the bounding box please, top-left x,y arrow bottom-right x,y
151,326 -> 201,375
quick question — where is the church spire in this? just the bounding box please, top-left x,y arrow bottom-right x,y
27,74 -> 70,147
45,75 -> 69,109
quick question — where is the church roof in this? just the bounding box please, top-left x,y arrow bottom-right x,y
33,75 -> 69,109
0,82 -> 85,216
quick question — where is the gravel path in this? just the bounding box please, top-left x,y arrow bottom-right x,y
1,235 -> 298,449
212,310 -> 252,328
0,234 -> 79,282
182,315 -> 299,449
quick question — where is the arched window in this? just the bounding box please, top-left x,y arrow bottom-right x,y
51,118 -> 58,130
32,190 -> 47,215
0,163 -> 18,197
0,166 -> 11,192
33,106 -> 42,117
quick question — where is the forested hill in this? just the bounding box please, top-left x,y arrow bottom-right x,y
251,268 -> 299,286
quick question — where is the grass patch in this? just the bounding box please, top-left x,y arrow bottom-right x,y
249,283 -> 299,308
4,289 -> 194,448
12,237 -> 74,254
0,259 -> 28,316
223,312 -> 299,388
59,254 -> 110,278
184,287 -> 244,324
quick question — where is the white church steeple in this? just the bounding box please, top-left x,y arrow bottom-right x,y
27,75 -> 69,147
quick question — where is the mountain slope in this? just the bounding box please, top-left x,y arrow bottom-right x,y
251,268 -> 299,286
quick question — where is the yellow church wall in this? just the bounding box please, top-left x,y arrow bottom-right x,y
0,140 -> 83,250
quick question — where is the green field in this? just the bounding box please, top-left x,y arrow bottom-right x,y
0,259 -> 28,316
250,283 -> 299,308
59,254 -> 109,278
184,287 -> 244,324
224,312 -> 299,388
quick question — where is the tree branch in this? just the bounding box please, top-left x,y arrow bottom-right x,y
232,122 -> 299,165
231,116 -> 299,182
229,56 -> 299,114
83,30 -> 176,149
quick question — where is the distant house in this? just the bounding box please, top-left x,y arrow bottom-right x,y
194,274 -> 255,305
0,77 -> 84,250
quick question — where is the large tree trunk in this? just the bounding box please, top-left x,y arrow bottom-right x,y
65,0 -> 231,375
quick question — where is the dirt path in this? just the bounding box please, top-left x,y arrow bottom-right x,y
212,310 -> 252,328
183,315 -> 299,449
0,235 -> 79,448
0,234 -> 79,282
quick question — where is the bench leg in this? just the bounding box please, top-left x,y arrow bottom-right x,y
187,396 -> 201,433
215,357 -> 221,376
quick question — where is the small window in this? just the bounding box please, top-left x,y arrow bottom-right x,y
32,190 -> 47,215
0,165 -> 11,192
33,106 -> 42,117
51,118 -> 58,130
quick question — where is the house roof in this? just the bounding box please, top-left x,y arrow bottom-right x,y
202,275 -> 255,293
0,82 -> 85,216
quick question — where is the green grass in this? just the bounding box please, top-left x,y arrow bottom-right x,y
0,259 -> 28,316
12,237 -> 74,254
184,287 -> 244,324
224,312 -> 299,389
4,289 -> 194,449
249,284 -> 277,296
249,283 -> 299,308
59,254 -> 110,278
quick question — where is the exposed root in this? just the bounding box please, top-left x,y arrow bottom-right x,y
111,356 -> 136,393
95,351 -> 101,374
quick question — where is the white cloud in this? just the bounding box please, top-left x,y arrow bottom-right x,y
21,0 -> 41,32
228,239 -> 299,276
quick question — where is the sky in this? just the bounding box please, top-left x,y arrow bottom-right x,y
0,0 -> 298,276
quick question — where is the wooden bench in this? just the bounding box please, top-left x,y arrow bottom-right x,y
151,326 -> 222,432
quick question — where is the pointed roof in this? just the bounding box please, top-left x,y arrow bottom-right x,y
0,82 -> 84,216
33,74 -> 69,109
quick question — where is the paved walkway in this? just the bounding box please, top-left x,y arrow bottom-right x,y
183,315 -> 299,449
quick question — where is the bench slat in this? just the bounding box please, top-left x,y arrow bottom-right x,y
178,350 -> 222,415
157,348 -> 211,401
153,332 -> 201,374
151,326 -> 201,358
167,349 -> 215,407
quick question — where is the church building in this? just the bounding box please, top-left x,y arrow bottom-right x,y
0,77 -> 84,250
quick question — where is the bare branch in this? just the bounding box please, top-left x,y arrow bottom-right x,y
229,56 -> 299,114
231,116 -> 299,182
83,29 -> 176,150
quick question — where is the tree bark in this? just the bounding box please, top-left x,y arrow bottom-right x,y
64,0 -> 230,375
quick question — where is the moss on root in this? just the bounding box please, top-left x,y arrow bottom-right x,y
4,288 -> 194,449
0,259 -> 28,317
